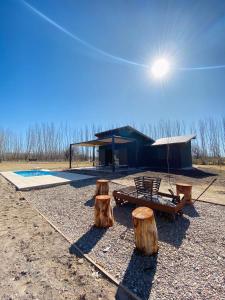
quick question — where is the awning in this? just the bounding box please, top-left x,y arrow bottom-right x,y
71,135 -> 135,147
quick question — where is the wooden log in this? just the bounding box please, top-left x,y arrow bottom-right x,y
95,195 -> 114,228
95,179 -> 109,196
176,182 -> 192,204
132,207 -> 158,255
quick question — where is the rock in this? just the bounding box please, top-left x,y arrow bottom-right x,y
20,271 -> 27,276
78,258 -> 84,264
92,271 -> 99,278
103,247 -> 110,253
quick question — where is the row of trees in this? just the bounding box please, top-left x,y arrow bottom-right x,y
0,117 -> 224,163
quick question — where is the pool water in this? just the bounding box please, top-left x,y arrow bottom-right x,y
15,170 -> 56,177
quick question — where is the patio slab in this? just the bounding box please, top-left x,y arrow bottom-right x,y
0,170 -> 94,190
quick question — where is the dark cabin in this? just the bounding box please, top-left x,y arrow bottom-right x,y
70,125 -> 196,170
95,126 -> 154,168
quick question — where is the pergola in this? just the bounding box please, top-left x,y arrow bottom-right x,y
69,135 -> 135,172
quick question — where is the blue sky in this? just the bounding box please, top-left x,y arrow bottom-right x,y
1,0 -> 225,133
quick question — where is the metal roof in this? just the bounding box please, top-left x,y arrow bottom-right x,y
151,134 -> 196,146
71,135 -> 135,147
95,125 -> 154,142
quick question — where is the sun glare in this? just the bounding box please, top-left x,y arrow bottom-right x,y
151,58 -> 171,79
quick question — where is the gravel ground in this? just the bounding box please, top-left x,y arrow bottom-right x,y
24,178 -> 225,300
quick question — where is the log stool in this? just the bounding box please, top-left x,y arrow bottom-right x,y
176,182 -> 192,205
95,195 -> 114,228
95,179 -> 109,196
132,207 -> 158,255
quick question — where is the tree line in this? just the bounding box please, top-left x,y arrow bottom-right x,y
0,117 -> 224,164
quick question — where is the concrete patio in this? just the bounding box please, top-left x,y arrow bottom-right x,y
0,170 -> 94,190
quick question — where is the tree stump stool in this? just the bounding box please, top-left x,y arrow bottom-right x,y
132,207 -> 158,255
95,195 -> 114,228
176,182 -> 192,204
95,179 -> 109,196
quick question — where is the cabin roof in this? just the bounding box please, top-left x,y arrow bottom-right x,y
95,125 -> 154,142
151,134 -> 196,146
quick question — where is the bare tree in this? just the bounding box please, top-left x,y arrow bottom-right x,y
0,118 -> 224,163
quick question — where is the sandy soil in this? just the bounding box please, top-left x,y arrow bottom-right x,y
0,176 -> 121,300
194,164 -> 225,171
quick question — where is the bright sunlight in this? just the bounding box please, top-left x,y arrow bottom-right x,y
151,58 -> 171,79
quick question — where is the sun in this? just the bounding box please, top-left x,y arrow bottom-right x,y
151,58 -> 171,79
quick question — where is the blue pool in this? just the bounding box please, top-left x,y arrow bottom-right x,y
15,170 -> 57,177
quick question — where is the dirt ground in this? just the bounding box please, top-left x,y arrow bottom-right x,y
0,176 -> 124,300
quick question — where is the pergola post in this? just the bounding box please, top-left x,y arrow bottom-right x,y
135,140 -> 138,168
92,146 -> 95,167
112,135 -> 115,172
69,144 -> 72,169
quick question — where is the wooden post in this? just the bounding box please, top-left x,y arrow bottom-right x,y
135,140 -> 138,168
95,195 -> 114,228
69,144 -> 72,169
95,179 -> 109,196
92,146 -> 95,167
132,207 -> 158,255
112,135 -> 115,172
176,183 -> 192,204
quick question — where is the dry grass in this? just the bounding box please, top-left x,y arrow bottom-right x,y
0,161 -> 92,172
1,161 -> 224,172
194,164 -> 225,171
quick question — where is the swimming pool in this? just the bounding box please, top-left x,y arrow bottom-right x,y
15,170 -> 56,177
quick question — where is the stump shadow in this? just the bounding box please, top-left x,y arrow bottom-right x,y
116,250 -> 158,300
114,203 -> 190,248
84,198 -> 95,207
183,204 -> 200,218
113,204 -> 135,229
69,225 -> 107,255
155,214 -> 190,248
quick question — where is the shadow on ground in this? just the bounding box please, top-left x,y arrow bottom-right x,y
68,166 -> 217,180
69,178 -> 97,189
156,215 -> 190,248
114,206 -> 196,299
69,226 -> 107,254
113,204 -> 135,229
135,167 -> 217,179
69,188 -> 200,300
116,250 -> 158,300
70,225 -> 158,300
183,204 -> 200,218
84,198 -> 95,207
114,202 -> 193,248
